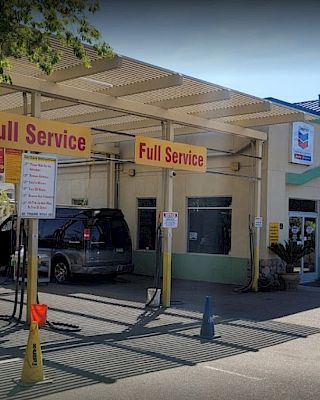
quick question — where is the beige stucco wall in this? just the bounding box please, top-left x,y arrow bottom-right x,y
264,122 -> 320,259
118,133 -> 257,259
54,121 -> 320,269
56,162 -> 111,207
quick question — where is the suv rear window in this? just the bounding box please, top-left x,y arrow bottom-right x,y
110,218 -> 131,248
90,220 -> 112,246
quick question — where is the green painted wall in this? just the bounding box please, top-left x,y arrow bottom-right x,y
133,251 -> 248,285
287,166 -> 320,185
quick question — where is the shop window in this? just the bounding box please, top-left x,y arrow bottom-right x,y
137,198 -> 156,250
289,199 -> 316,213
187,197 -> 232,255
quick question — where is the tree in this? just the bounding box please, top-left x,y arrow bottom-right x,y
0,0 -> 113,84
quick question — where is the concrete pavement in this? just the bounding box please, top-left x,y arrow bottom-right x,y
0,274 -> 320,399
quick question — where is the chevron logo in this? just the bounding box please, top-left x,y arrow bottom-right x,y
298,130 -> 309,149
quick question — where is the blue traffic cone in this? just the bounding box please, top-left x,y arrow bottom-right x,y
200,296 -> 220,340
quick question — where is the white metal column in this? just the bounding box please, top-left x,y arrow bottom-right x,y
252,140 -> 263,292
108,160 -> 115,208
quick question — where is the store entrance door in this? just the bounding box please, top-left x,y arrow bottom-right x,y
289,213 -> 317,283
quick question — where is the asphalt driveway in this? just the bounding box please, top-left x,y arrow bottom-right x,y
0,274 -> 319,400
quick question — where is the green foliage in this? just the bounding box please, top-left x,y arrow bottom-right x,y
0,190 -> 9,207
268,240 -> 313,273
0,0 -> 114,83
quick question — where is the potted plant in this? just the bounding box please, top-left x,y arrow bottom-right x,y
268,240 -> 313,290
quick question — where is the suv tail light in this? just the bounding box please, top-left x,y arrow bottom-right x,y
83,228 -> 90,241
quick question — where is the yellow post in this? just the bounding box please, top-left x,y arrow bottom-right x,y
162,251 -> 172,306
21,322 -> 44,383
162,121 -> 174,307
26,92 -> 41,323
252,140 -> 263,292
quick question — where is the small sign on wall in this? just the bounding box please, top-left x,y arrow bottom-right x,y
269,222 -> 280,245
255,217 -> 263,228
4,148 -> 22,184
162,212 -> 179,228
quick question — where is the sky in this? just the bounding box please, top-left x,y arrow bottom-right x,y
91,0 -> 320,103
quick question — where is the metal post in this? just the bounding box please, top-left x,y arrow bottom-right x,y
252,140 -> 263,292
26,92 -> 41,323
108,160 -> 115,208
162,121 -> 174,307
14,93 -> 28,257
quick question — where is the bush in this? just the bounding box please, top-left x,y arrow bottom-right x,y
268,240 -> 313,273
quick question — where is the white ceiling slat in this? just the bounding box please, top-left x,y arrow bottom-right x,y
50,91 -> 230,125
7,98 -> 75,115
93,118 -> 160,132
150,90 -> 230,109
0,88 -> 16,96
101,74 -> 183,97
92,125 -> 205,145
56,108 -> 122,124
62,58 -> 173,90
44,56 -> 122,83
5,73 -> 184,117
195,102 -> 271,119
6,72 -> 267,140
228,112 -> 305,127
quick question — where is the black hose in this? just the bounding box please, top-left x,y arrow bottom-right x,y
145,222 -> 162,308
11,219 -> 23,319
45,320 -> 81,332
154,223 -> 162,289
36,293 -> 81,332
17,221 -> 27,322
0,218 -> 24,322
234,215 -> 255,293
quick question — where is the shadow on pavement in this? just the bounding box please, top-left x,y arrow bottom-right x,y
1,273 -> 320,399
37,273 -> 320,321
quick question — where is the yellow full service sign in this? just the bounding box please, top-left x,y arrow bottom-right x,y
135,136 -> 207,172
0,111 -> 91,157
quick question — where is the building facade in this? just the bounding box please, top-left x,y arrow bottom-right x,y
57,119 -> 320,285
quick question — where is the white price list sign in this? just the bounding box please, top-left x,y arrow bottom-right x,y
19,154 -> 57,219
162,212 -> 179,228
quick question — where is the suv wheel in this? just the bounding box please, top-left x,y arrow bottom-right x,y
52,259 -> 69,284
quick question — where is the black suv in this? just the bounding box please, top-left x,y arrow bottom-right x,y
0,207 -> 133,283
